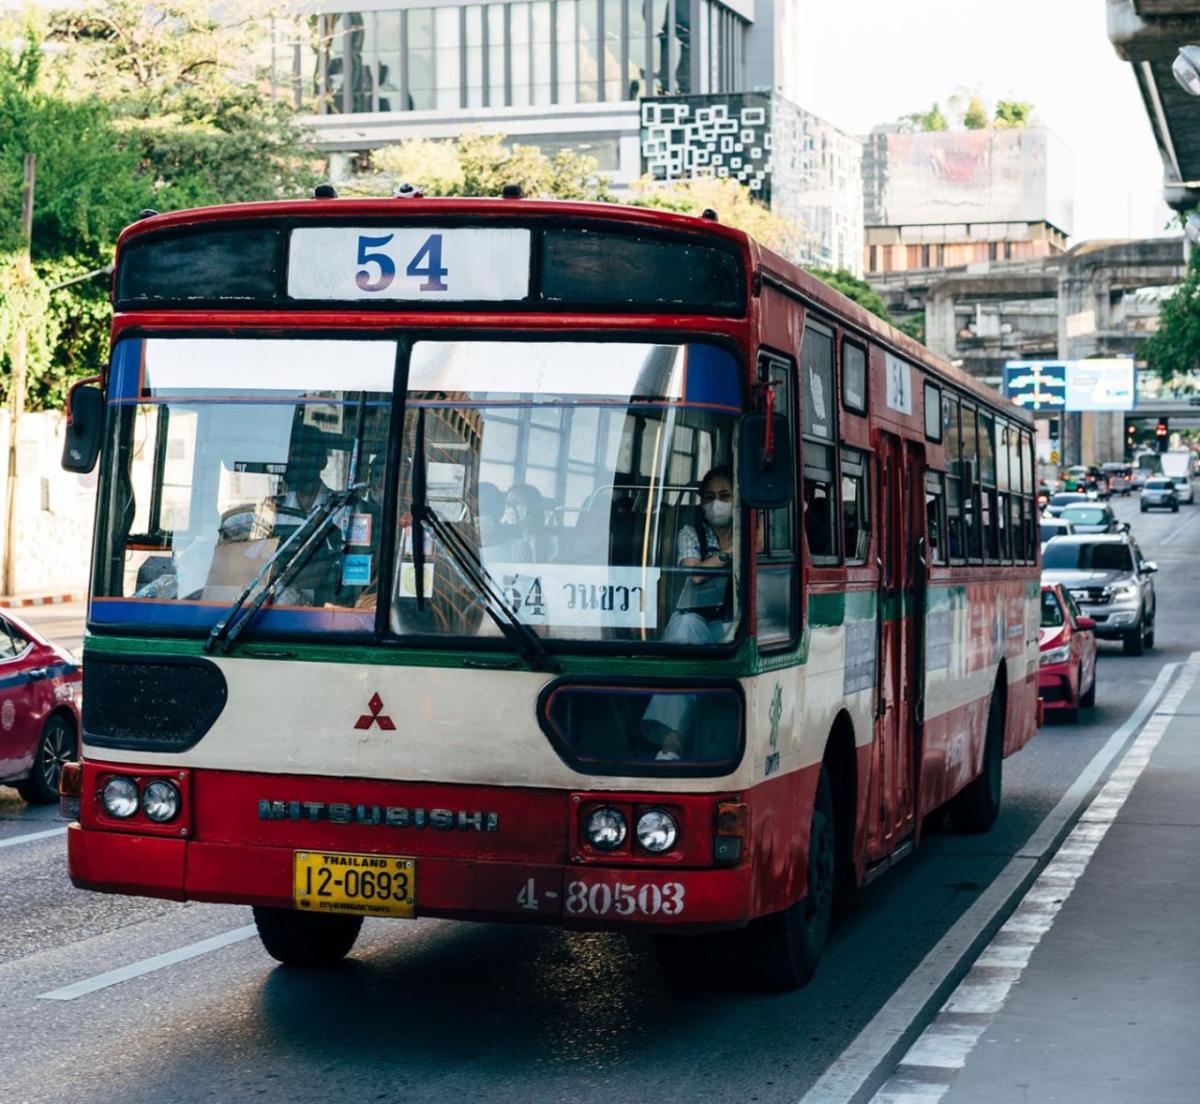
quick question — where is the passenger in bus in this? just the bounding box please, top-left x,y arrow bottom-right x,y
642,466 -> 736,760
483,483 -> 559,564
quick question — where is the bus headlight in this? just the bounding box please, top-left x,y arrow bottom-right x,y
141,780 -> 181,823
101,776 -> 139,818
636,809 -> 678,853
584,807 -> 627,850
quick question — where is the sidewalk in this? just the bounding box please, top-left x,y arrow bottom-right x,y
878,653 -> 1200,1104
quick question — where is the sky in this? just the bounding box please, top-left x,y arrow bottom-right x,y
792,0 -> 1177,243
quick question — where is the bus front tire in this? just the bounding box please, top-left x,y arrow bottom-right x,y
746,766 -> 836,990
252,906 -> 363,966
949,687 -> 1004,834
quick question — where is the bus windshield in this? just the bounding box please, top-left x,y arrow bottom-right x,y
392,340 -> 741,646
93,335 -> 742,647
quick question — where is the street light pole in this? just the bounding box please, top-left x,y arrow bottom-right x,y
3,152 -> 36,598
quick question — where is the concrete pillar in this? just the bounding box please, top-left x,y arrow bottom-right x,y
925,289 -> 958,359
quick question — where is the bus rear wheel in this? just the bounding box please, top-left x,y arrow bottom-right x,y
252,906 -> 363,966
949,686 -> 1004,834
745,766 -> 836,990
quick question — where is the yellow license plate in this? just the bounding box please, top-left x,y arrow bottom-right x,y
293,851 -> 416,918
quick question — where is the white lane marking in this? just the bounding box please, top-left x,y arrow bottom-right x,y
867,652 -> 1200,1104
38,925 -> 258,1001
0,826 -> 67,850
1158,508 -> 1200,547
800,659 -> 1183,1104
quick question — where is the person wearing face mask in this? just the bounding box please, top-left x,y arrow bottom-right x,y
486,482 -> 559,564
642,466 -> 737,761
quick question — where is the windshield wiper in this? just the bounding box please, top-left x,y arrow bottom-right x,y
410,409 -> 559,673
205,396 -> 369,655
203,492 -> 354,654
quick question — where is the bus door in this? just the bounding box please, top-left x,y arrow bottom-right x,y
875,433 -> 917,847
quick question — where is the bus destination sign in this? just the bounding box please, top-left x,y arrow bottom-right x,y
288,226 -> 532,302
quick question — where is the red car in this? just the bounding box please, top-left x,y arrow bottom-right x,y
1039,583 -> 1097,722
0,610 -> 82,803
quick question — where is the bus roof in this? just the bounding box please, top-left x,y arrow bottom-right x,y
116,196 -> 1029,426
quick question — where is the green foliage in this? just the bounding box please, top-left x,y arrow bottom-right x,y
628,177 -> 806,260
808,268 -> 894,325
963,97 -> 989,130
901,103 -> 949,133
897,312 -> 926,344
994,100 -> 1034,128
1143,247 -> 1200,389
361,130 -> 613,201
898,95 -> 1035,133
0,3 -> 319,410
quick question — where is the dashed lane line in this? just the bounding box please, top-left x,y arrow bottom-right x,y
0,826 -> 67,850
38,925 -> 259,1001
799,659 -> 1183,1104
866,652 -> 1200,1104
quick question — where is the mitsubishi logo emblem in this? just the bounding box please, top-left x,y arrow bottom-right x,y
355,692 -> 396,731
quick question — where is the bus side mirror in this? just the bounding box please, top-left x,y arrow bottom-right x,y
62,379 -> 105,474
738,412 -> 793,509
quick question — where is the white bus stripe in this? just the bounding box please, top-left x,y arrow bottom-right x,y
0,826 -> 67,849
866,652 -> 1200,1104
799,658 -> 1183,1104
38,925 -> 258,1001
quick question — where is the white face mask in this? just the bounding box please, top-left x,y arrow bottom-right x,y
704,499 -> 734,528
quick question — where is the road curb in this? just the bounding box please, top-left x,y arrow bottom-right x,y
0,594 -> 82,608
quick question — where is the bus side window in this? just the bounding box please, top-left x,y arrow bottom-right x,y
804,444 -> 839,563
756,353 -> 799,649
801,323 -> 839,565
841,448 -> 869,564
960,402 -> 982,561
926,472 -> 947,565
943,393 -> 964,561
978,410 -> 998,562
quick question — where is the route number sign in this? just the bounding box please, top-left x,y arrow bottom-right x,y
288,227 -> 532,301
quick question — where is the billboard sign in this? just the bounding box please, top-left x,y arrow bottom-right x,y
1004,361 -> 1068,411
1065,358 -> 1135,412
1004,359 -> 1135,412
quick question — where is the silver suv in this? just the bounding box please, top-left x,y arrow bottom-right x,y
1041,534 -> 1157,656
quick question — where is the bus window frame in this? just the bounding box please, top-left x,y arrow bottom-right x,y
754,348 -> 801,653
800,320 -> 841,568
841,337 -> 868,415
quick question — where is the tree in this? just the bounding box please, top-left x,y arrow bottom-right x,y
994,100 -> 1034,128
47,1 -> 317,209
0,3 -> 319,410
0,20 -> 148,410
900,103 -> 949,133
963,97 -> 989,130
627,177 -> 806,261
807,268 -> 894,325
359,130 -> 613,201
1143,247 -> 1200,390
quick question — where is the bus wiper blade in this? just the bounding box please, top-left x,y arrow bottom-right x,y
203,496 -> 339,655
208,484 -> 364,655
413,502 -> 560,674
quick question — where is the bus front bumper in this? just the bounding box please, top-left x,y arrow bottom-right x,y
66,824 -> 756,932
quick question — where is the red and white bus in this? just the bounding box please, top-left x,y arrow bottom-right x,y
61,194 -> 1040,988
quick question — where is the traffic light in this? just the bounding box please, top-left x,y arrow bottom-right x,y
1156,421 -> 1168,438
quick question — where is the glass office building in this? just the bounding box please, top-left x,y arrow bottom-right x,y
317,1 -> 746,115
300,0 -> 777,186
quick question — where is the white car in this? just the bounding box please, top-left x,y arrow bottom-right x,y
1170,476 -> 1194,505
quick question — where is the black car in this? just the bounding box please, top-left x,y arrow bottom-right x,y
1041,534 -> 1157,656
